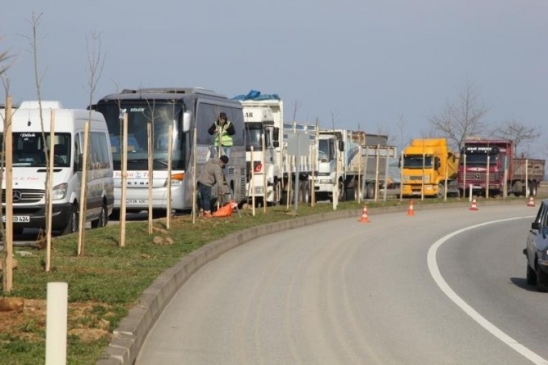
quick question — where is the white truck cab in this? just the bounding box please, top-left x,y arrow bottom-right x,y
0,101 -> 114,235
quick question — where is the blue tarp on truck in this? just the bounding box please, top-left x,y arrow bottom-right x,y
232,90 -> 281,101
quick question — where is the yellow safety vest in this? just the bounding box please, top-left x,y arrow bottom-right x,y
214,121 -> 233,147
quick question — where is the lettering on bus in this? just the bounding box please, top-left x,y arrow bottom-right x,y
129,107 -> 145,113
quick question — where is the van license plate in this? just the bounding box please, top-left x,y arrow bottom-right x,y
126,199 -> 146,204
2,216 -> 30,223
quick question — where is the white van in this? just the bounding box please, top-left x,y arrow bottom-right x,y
0,101 -> 114,235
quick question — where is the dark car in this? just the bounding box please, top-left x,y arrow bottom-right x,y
524,198 -> 548,292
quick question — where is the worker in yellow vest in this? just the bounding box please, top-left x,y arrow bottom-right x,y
208,112 -> 235,159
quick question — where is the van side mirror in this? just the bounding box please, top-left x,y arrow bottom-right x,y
339,141 -> 344,152
532,222 -> 540,230
182,111 -> 191,132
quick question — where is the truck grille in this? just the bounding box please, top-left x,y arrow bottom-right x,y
467,173 -> 498,182
2,189 -> 45,204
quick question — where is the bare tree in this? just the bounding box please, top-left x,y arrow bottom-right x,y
490,119 -> 541,158
290,99 -> 301,123
78,31 -> 106,255
0,46 -> 9,76
85,31 -> 105,109
428,82 -> 490,152
25,13 -> 57,271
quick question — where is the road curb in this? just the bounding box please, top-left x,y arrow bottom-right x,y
96,199 -> 527,364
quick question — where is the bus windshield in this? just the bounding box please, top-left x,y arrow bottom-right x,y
96,102 -> 185,170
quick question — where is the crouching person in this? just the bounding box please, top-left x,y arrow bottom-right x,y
197,155 -> 230,218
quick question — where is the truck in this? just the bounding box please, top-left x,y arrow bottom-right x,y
235,91 -> 317,206
457,138 -> 545,197
313,129 -> 392,201
400,138 -> 459,198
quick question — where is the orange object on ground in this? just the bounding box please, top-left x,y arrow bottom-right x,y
527,196 -> 535,207
358,206 -> 370,223
213,202 -> 234,217
469,197 -> 478,211
407,200 -> 415,216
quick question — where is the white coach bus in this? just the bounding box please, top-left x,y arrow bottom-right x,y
93,87 -> 247,216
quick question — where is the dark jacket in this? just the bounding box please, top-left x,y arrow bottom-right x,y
197,157 -> 230,195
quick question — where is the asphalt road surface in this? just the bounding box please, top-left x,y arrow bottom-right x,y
135,204 -> 548,365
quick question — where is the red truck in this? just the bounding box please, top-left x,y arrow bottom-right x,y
457,139 -> 545,197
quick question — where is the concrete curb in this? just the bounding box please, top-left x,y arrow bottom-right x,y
96,199 -> 528,364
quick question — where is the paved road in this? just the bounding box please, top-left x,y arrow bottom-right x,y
135,204 -> 548,365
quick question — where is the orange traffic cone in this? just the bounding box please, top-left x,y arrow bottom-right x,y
527,196 -> 535,207
469,197 -> 478,211
407,200 -> 415,216
358,206 -> 370,223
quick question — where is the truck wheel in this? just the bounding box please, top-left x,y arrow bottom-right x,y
299,181 -> 310,204
272,181 -> 282,206
345,187 -> 356,201
437,184 -> 445,199
338,181 -> 346,202
62,204 -> 79,235
512,181 -> 523,197
531,183 -> 538,197
365,183 -> 375,199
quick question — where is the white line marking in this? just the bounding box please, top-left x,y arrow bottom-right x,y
427,216 -> 548,365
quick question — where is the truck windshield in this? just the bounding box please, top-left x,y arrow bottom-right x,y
403,155 -> 433,168
318,139 -> 334,162
95,102 -> 185,170
0,132 -> 71,168
246,124 -> 263,151
462,154 -> 498,166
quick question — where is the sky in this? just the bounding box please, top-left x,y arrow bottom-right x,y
1,0 -> 547,155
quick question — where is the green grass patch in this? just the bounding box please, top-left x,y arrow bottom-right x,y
0,193 -> 542,364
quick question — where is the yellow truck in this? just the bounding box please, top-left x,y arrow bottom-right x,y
401,138 -> 459,198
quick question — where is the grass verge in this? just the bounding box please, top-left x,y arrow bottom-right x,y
0,194 -> 541,364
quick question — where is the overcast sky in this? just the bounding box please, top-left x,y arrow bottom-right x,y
1,1 -> 547,154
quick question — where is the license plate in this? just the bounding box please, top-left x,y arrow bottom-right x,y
2,216 -> 30,223
126,199 -> 147,204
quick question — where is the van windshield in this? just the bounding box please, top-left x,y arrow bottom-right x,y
0,132 -> 71,168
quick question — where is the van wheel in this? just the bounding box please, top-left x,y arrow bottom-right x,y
62,205 -> 79,235
91,204 -> 108,229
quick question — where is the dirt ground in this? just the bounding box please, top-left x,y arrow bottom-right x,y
0,298 -> 112,344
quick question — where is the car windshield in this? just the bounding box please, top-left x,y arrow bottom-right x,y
0,132 -> 71,168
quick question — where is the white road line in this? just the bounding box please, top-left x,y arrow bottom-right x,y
427,216 -> 548,365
